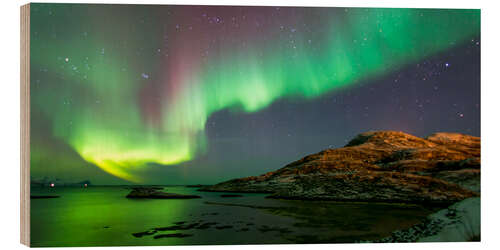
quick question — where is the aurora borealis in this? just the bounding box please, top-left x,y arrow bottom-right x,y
30,4 -> 480,184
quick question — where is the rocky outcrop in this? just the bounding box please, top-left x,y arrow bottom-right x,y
201,131 -> 480,204
126,187 -> 201,199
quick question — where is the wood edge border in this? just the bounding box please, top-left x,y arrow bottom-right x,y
20,3 -> 30,247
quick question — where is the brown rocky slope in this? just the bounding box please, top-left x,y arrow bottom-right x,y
201,131 -> 480,205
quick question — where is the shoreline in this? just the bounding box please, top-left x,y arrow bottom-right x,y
371,197 -> 480,242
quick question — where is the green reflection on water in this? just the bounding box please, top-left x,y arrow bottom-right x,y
31,186 -> 437,246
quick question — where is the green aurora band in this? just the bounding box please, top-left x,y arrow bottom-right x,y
30,6 -> 480,182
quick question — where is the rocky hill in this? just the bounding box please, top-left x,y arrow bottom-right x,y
201,131 -> 480,205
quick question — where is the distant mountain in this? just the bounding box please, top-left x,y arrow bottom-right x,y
31,177 -> 91,187
201,131 -> 480,205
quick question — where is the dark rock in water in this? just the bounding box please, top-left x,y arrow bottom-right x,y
186,184 -> 207,188
174,221 -> 186,225
200,131 -> 480,204
126,187 -> 201,199
201,212 -> 219,216
153,233 -> 193,239
257,225 -> 293,234
154,226 -> 182,231
31,195 -> 60,199
215,225 -> 233,230
196,222 -> 218,229
132,230 -> 157,238
154,223 -> 200,231
220,194 -> 243,198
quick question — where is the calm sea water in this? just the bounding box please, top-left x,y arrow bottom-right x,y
30,186 -> 436,246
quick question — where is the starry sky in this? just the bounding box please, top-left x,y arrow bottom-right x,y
29,4 -> 480,185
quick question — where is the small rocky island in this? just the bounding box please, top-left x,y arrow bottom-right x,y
201,131 -> 480,241
126,187 -> 201,199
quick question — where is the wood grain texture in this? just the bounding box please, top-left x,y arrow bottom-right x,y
20,3 -> 30,247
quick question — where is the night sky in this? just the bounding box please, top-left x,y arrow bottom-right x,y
29,4 -> 480,185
